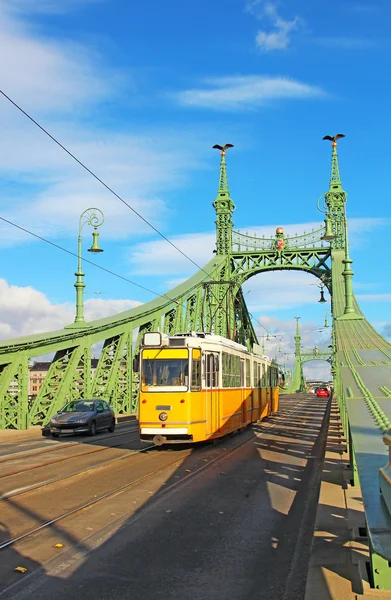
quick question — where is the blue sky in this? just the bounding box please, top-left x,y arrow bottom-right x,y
0,0 -> 390,378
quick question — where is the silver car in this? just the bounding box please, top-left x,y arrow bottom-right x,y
49,399 -> 116,438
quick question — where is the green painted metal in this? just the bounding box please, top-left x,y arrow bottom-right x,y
65,208 -> 105,329
2,137 -> 391,587
282,316 -> 332,394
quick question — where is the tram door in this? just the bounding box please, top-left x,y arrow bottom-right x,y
205,352 -> 220,436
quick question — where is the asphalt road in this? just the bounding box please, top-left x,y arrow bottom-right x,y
0,394 -> 330,600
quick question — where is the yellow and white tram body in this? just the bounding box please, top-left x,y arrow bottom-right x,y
138,332 -> 279,446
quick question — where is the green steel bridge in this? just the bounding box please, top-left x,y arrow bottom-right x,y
1,139 -> 391,588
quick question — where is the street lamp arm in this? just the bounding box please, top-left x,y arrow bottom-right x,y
79,208 -> 104,234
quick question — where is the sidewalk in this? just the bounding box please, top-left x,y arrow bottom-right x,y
305,399 -> 391,600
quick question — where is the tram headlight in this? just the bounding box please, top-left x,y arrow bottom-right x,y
159,412 -> 168,421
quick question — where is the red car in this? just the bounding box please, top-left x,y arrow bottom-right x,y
317,388 -> 329,397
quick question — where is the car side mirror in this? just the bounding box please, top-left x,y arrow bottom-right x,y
97,406 -> 104,413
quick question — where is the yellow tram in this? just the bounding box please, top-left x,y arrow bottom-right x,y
138,331 -> 279,446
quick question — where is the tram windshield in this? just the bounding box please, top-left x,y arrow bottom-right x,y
142,358 -> 189,389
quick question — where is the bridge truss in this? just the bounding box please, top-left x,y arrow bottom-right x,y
2,140 -> 391,587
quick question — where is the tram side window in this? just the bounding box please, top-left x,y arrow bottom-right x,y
222,352 -> 234,388
222,352 -> 241,388
205,354 -> 218,387
222,352 -> 230,387
266,366 -> 271,387
191,355 -> 201,390
261,363 -> 266,388
253,361 -> 257,388
246,358 -> 251,387
235,355 -> 241,387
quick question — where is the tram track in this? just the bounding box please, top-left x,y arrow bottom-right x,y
0,397 -> 310,555
0,424 -> 139,463
0,427 -> 259,554
0,395 -> 323,599
0,429 -> 141,481
0,439 -> 153,501
0,397 -> 328,599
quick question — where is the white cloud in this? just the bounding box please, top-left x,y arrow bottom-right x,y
128,218 -> 384,278
355,293 -> 391,303
0,3 -> 117,115
246,1 -> 300,52
0,5 -> 206,247
0,279 -> 72,339
0,278 -> 140,341
348,217 -> 390,249
0,277 -> 331,379
83,297 -> 141,321
129,232 -> 215,276
251,314 -> 331,380
244,271 -> 327,312
0,122 -> 206,247
176,75 -> 325,110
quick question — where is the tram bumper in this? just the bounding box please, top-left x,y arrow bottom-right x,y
140,427 -> 192,445
153,434 -> 166,446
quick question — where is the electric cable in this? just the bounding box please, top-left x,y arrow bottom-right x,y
0,89 -> 214,281
0,215 -> 194,305
0,90 -> 309,340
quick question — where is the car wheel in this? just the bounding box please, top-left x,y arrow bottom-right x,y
108,418 -> 116,433
89,420 -> 97,436
51,432 -> 60,438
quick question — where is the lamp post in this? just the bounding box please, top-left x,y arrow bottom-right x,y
66,208 -> 104,329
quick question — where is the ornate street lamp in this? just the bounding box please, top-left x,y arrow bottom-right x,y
66,208 -> 104,329
318,283 -> 327,303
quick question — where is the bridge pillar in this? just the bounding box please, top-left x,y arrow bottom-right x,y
212,149 -> 235,256
285,317 -> 306,393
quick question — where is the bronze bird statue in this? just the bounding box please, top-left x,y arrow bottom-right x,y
213,143 -> 234,156
322,133 -> 345,147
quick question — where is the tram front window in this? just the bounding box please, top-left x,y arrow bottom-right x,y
142,359 -> 189,389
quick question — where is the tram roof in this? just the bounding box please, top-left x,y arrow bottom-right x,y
142,331 -> 275,362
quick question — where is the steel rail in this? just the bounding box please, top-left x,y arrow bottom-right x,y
0,431 -> 257,552
0,431 -> 141,480
0,396 -> 313,553
0,426 -> 138,464
0,442 -> 154,501
0,426 -> 139,464
0,396 -> 312,553
0,444 -> 198,551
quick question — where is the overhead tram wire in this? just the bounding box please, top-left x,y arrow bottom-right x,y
0,215 -> 190,306
2,213 -> 283,340
0,89 -> 213,282
0,90 -> 283,339
0,217 -> 237,333
2,212 -> 280,338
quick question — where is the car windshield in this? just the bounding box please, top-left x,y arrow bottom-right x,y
61,401 -> 95,412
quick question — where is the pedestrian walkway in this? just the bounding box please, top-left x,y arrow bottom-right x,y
305,398 -> 391,599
